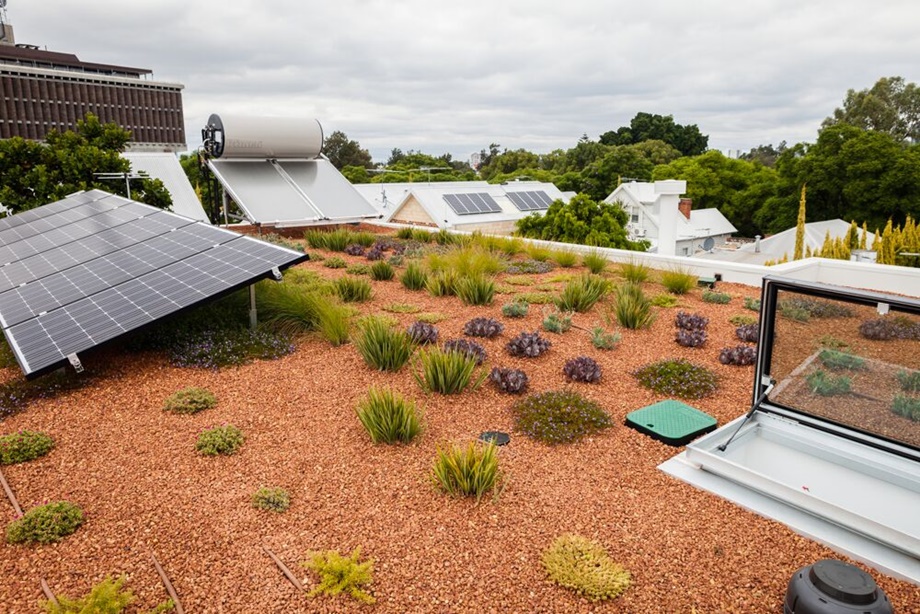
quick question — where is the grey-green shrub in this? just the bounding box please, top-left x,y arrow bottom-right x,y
196,425 -> 245,456
542,311 -> 572,334
7,501 -> 83,544
702,290 -> 731,304
323,256 -> 347,269
252,487 -> 291,512
502,299 -> 529,318
163,387 -> 216,414
0,430 -> 54,465
590,326 -> 621,350
356,387 -> 423,443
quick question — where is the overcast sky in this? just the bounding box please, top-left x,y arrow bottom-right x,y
7,0 -> 920,163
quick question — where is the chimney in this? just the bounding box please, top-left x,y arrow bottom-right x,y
678,198 -> 692,220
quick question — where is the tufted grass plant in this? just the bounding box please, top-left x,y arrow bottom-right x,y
511,390 -> 612,444
612,282 -> 654,330
7,501 -> 83,544
426,270 -> 458,297
351,231 -> 377,248
196,425 -> 244,456
818,349 -> 866,371
619,259 -> 650,283
334,277 -> 372,303
0,430 -> 54,465
634,358 -> 718,399
891,395 -> 920,421
542,534 -> 631,602
303,547 -> 376,604
354,316 -> 415,372
252,486 -> 291,513
400,261 -> 428,291
431,441 -> 500,502
369,261 -> 395,281
426,245 -> 504,278
896,369 -> 920,393
806,370 -> 852,396
356,387 -> 423,443
413,347 -> 487,394
455,275 -> 495,306
660,266 -> 697,294
163,387 -> 216,415
550,249 -> 579,268
582,250 -> 608,274
555,275 -> 610,313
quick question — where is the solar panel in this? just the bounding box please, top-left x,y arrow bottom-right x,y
442,193 -> 502,216
507,190 -> 553,212
0,189 -> 307,378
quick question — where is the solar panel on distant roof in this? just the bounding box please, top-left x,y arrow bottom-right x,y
0,190 -> 307,378
442,193 -> 501,216
507,190 -> 553,212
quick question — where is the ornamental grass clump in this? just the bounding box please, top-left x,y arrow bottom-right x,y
806,370 -> 852,396
431,441 -> 500,502
0,430 -> 54,465
415,346 -> 486,395
634,358 -> 719,399
400,261 -> 428,291
196,425 -> 244,456
612,282 -> 654,330
406,321 -> 439,345
163,387 -> 216,415
818,349 -> 866,371
891,395 -> 920,421
489,367 -> 529,394
542,534 -> 631,602
252,486 -> 291,513
464,317 -> 504,338
563,356 -> 602,383
455,275 -> 496,306
302,547 -> 376,604
744,297 -> 761,311
511,390 -> 612,444
555,275 -> 610,313
660,266 -> 697,294
354,316 -> 415,372
619,259 -> 650,283
550,249 -> 579,268
6,501 -> 83,544
506,331 -> 551,357
426,270 -> 458,297
582,251 -> 608,274
369,260 -> 395,281
356,387 -> 423,443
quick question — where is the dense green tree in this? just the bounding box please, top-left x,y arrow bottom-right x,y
600,112 -> 709,156
515,193 -> 646,250
823,76 -> 920,143
0,113 -> 171,213
323,130 -> 373,169
562,136 -> 611,173
478,148 -> 541,181
580,146 -> 655,201
740,142 -> 787,167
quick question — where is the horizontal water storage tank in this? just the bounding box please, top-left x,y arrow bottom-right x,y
204,114 -> 323,159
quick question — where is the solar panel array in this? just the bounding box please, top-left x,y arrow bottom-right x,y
0,190 -> 307,378
506,190 -> 553,211
442,193 -> 502,216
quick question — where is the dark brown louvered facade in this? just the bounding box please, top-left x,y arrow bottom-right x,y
0,44 -> 185,150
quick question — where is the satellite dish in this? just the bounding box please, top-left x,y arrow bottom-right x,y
703,237 -> 715,252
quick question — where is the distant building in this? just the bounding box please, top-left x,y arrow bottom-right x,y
0,14 -> 185,151
604,180 -> 737,256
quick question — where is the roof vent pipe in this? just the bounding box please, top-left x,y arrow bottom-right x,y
755,235 -> 761,253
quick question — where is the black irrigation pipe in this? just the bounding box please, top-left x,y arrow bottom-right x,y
150,550 -> 185,614
0,467 -> 23,516
261,545 -> 303,591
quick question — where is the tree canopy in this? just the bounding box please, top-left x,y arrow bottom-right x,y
600,112 -> 709,156
822,76 -> 920,143
515,194 -> 647,250
323,130 -> 373,170
0,113 -> 172,214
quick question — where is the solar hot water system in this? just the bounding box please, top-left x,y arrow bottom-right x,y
199,114 -> 380,228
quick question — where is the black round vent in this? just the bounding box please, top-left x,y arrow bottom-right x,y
808,559 -> 877,605
784,559 -> 893,614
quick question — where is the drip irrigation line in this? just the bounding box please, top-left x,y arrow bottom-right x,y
150,550 -> 185,614
0,467 -> 22,516
40,579 -> 59,606
262,545 -> 303,591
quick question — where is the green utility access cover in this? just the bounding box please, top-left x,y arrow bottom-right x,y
625,400 -> 717,446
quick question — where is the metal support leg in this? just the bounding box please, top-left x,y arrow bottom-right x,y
249,284 -> 257,330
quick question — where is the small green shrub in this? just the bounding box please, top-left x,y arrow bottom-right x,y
634,359 -> 719,399
702,290 -> 731,304
620,259 -> 650,284
426,271 -> 458,297
323,256 -> 347,269
744,297 -> 761,311
383,302 -> 421,314
542,534 -> 631,602
502,299 -> 529,318
555,275 -> 610,313
817,334 -> 849,349
590,326 -> 621,350
356,387 -> 423,443
196,425 -> 245,456
334,276 -> 372,303
515,291 -> 555,304
504,275 -> 536,286
416,312 -> 449,324
413,347 -> 486,395
7,501 -> 83,544
582,251 -> 608,274
612,283 -> 654,330
369,261 -> 395,281
0,430 -> 54,465
891,395 -> 920,421
455,275 -> 495,306
779,302 -> 810,322
650,293 -> 679,308
252,486 -> 291,513
163,387 -> 216,415
806,370 -> 851,396
896,370 -> 920,393
43,575 -> 174,614
431,441 -> 500,501
354,316 -> 415,372
660,267 -> 697,294
345,263 -> 370,276
729,314 -> 758,326
550,249 -> 579,268
303,547 -> 375,604
511,390 -> 612,444
505,259 -> 555,275
542,311 -> 572,334
818,350 -> 866,371
400,261 -> 428,291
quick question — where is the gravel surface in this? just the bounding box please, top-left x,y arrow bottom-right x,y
0,248 -> 918,613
